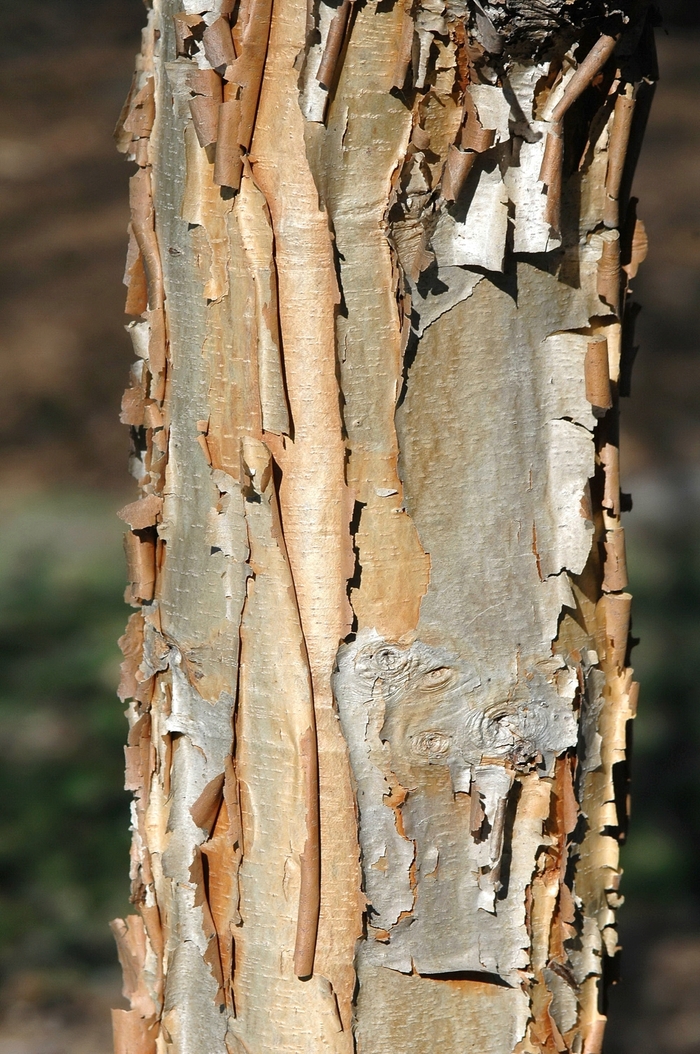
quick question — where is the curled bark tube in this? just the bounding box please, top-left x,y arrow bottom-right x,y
540,123 -> 564,227
190,96 -> 221,148
584,337 -> 612,410
600,441 -> 620,516
235,0 -> 274,152
550,34 -> 620,126
541,33 -> 620,231
124,530 -> 156,604
123,79 -> 155,143
583,1017 -> 607,1054
441,144 -> 478,203
623,214 -> 648,280
628,681 -> 640,717
129,168 -> 164,313
188,68 -> 222,97
112,1009 -> 157,1054
441,102 -> 495,203
203,16 -> 237,70
188,68 -> 223,148
214,98 -> 243,189
317,0 -> 352,90
603,527 -> 628,593
599,592 -> 632,671
604,92 -> 636,229
597,229 -> 621,315
392,12 -> 415,90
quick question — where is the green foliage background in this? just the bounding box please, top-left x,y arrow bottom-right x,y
0,494 -> 130,977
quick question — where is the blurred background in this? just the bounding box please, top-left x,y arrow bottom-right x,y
0,1 -> 697,1051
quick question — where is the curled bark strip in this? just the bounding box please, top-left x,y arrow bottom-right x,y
583,1017 -> 607,1054
112,1009 -> 157,1054
235,437 -> 324,1002
294,726 -> 322,979
228,0 -> 274,153
188,69 -> 224,148
237,173 -> 291,435
540,126 -> 564,229
604,91 -> 636,229
600,441 -> 620,516
203,16 -> 237,70
602,527 -> 628,593
124,530 -> 157,604
173,11 -> 204,56
599,592 -> 632,671
110,916 -> 156,1018
317,0 -> 352,90
550,34 -> 620,127
129,168 -> 164,313
441,97 -> 496,203
118,494 -> 164,531
214,98 -> 244,189
622,211 -> 648,280
597,230 -> 621,315
584,338 -> 612,411
441,145 -> 478,203
123,78 -> 156,144
190,96 -> 221,148
540,33 -> 620,230
124,226 -> 148,316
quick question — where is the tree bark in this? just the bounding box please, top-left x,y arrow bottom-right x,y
112,1 -> 656,1051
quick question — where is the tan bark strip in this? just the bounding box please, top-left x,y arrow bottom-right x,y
188,68 -> 223,148
200,757 -> 242,1012
584,337 -> 612,411
228,0 -> 273,152
600,441 -> 620,516
112,1009 -> 157,1054
597,229 -> 621,315
203,16 -> 237,70
214,97 -> 244,194
599,591 -> 632,671
250,0 -> 361,1025
111,915 -> 157,1019
603,89 -> 636,229
124,529 -> 156,604
130,168 -> 164,314
317,0 -> 352,90
228,437 -> 341,1050
118,494 -> 164,531
129,167 -> 167,379
602,526 -> 628,593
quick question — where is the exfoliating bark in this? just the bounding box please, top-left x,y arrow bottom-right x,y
112,1 -> 654,1051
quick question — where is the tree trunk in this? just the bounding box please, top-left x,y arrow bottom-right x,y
111,1 -> 655,1051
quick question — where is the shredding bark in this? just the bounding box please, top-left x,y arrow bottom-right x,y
113,0 -> 655,1051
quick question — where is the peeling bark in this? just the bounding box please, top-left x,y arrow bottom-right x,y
113,0 -> 654,1051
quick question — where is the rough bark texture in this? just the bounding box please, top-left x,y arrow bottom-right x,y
112,0 -> 655,1051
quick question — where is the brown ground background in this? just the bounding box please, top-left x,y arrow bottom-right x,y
0,2 -> 698,1051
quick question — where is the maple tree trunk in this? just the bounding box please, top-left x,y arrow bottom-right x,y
111,1 -> 656,1051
